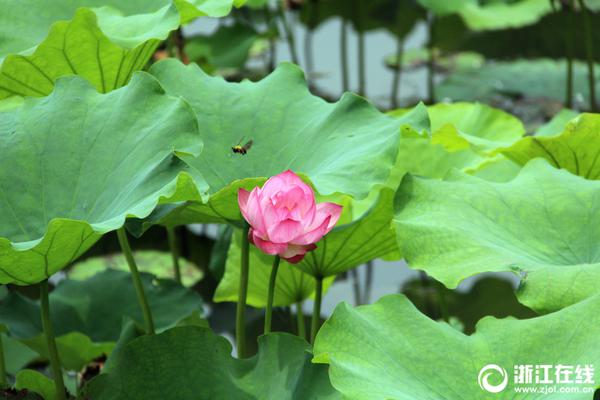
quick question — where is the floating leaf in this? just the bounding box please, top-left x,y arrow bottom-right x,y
394,159 -> 600,313
185,22 -> 259,70
313,293 -> 600,399
69,251 -> 203,287
15,370 -> 56,400
141,60 -> 416,226
85,327 -> 340,400
214,229 -> 335,307
0,270 -> 203,370
0,73 -> 204,285
500,113 -> 600,179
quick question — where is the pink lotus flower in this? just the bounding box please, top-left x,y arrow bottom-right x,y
238,170 -> 342,263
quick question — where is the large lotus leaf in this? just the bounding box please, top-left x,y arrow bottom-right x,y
389,103 -> 523,182
85,327 -> 340,400
0,270 -> 202,370
144,59 -> 416,225
394,159 -> 600,313
500,113 -> 600,179
2,334 -> 39,375
438,58 -> 599,104
418,0 -> 551,29
69,251 -> 203,287
185,22 -> 259,70
15,370 -> 56,400
535,109 -> 579,137
214,229 -> 335,307
0,73 -> 204,285
313,293 -> 600,399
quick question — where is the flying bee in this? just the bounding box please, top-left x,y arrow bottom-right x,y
231,137 -> 253,155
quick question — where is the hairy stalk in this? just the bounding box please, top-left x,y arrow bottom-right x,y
236,223 -> 251,357
578,0 -> 597,111
296,301 -> 306,339
390,35 -> 405,109
350,268 -> 362,306
0,334 -> 5,388
277,1 -> 300,65
310,276 -> 324,343
166,226 -> 182,284
426,13 -> 436,104
117,227 -> 155,334
565,0 -> 575,108
40,281 -> 67,400
340,18 -> 349,92
264,256 -> 281,334
264,5 -> 277,72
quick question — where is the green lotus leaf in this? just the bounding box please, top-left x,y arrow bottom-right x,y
2,334 -> 39,375
535,109 -> 579,137
69,251 -> 203,287
143,59 -> 415,225
0,270 -> 202,370
0,73 -> 205,285
15,370 -> 56,400
214,229 -> 335,307
389,102 -> 523,182
185,22 -> 259,70
175,0 -> 248,21
0,3 -> 180,99
417,0 -> 551,30
438,58 -> 599,105
500,113 -> 600,179
85,327 -> 340,400
313,293 -> 600,399
394,158 -> 600,313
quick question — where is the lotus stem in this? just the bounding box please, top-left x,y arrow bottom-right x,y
427,13 -> 436,104
40,281 -> 67,400
364,260 -> 373,304
264,255 -> 281,334
437,285 -> 450,322
0,334 -> 6,388
578,0 -> 597,111
236,223 -> 251,357
565,0 -> 575,108
277,0 -> 300,65
166,226 -> 182,284
350,268 -> 362,305
340,17 -> 349,93
296,300 -> 306,339
390,35 -> 405,109
264,5 -> 277,72
117,227 -> 155,335
310,275 -> 323,343
304,0 -> 317,81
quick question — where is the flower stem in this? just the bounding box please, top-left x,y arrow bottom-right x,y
390,34 -> 405,109
340,17 -> 349,93
40,281 -> 67,400
578,0 -> 597,111
277,0 -> 300,65
426,13 -> 436,104
117,227 -> 155,335
310,276 -> 323,343
236,223 -> 251,357
350,268 -> 362,306
264,5 -> 277,72
166,227 -> 182,284
0,334 -> 6,388
565,0 -> 575,108
264,256 -> 281,334
296,301 -> 306,340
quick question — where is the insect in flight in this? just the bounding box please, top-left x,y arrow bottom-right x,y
231,137 -> 253,155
